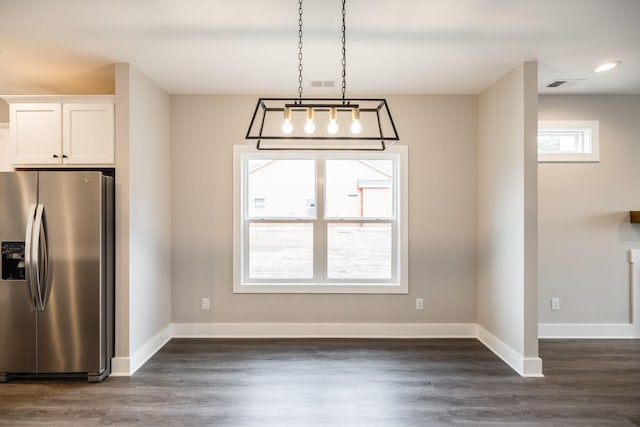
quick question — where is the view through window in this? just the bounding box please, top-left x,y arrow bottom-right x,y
233,146 -> 408,294
538,121 -> 599,162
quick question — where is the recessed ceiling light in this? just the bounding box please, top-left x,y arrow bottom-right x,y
594,61 -> 621,73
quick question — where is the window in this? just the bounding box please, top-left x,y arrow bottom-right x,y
233,145 -> 408,294
538,121 -> 599,162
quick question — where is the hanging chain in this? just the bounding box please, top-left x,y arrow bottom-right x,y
297,0 -> 304,100
341,0 -> 347,102
297,0 -> 346,101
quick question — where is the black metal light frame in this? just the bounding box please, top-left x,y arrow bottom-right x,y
246,97 -> 399,151
245,0 -> 399,151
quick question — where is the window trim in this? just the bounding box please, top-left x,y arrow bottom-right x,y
233,145 -> 408,294
538,120 -> 600,163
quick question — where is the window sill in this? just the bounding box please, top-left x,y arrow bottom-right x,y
538,153 -> 600,163
233,282 -> 408,294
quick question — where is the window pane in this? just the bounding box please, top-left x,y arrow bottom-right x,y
249,223 -> 313,279
325,160 -> 393,218
327,223 -> 392,279
247,159 -> 315,218
538,130 -> 591,153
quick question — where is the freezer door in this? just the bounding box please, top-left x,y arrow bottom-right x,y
36,172 -> 107,374
0,172 -> 38,376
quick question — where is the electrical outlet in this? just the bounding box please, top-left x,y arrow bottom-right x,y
201,298 -> 210,310
415,298 -> 424,310
550,298 -> 560,311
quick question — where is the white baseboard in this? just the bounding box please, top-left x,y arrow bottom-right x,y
115,319 -> 639,378
170,322 -> 478,338
538,323 -> 636,339
173,322 -> 544,377
110,324 -> 172,376
118,323 -> 549,377
111,323 -> 475,376
110,357 -> 131,377
113,322 -> 550,378
477,326 -> 543,377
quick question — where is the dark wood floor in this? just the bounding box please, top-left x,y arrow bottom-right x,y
0,338 -> 639,426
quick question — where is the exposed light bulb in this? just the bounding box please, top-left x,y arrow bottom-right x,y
327,107 -> 339,134
328,121 -> 339,135
282,120 -> 293,134
350,107 -> 362,134
304,107 -> 315,134
595,61 -> 621,72
282,107 -> 293,134
304,121 -> 316,134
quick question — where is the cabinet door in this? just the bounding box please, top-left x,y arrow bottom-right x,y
62,103 -> 114,165
10,103 -> 62,164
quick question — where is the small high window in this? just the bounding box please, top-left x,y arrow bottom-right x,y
538,121 -> 599,162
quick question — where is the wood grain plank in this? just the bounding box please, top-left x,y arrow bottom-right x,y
0,338 -> 638,426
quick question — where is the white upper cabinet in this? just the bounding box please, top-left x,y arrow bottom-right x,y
11,103 -> 62,164
3,95 -> 115,166
62,103 -> 114,164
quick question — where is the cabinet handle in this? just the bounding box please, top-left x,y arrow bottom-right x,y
62,154 -> 68,159
52,154 -> 59,159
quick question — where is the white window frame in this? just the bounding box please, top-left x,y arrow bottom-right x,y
233,145 -> 408,294
538,120 -> 599,163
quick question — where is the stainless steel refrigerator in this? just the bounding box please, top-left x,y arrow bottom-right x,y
0,171 -> 114,382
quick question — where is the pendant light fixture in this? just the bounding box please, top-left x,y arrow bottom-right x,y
246,0 -> 399,150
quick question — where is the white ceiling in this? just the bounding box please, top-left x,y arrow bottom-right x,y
0,0 -> 639,96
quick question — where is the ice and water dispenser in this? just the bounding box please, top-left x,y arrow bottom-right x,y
1,242 -> 25,280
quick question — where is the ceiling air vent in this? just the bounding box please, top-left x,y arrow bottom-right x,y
545,79 -> 586,88
310,80 -> 336,88
547,80 -> 567,88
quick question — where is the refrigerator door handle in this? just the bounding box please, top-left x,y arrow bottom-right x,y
32,203 -> 51,311
24,203 -> 38,312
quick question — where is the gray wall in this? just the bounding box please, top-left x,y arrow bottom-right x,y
0,100 -> 8,123
170,94 -> 478,324
477,62 -> 539,370
538,95 -> 640,325
128,66 -> 173,351
114,63 -> 172,368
